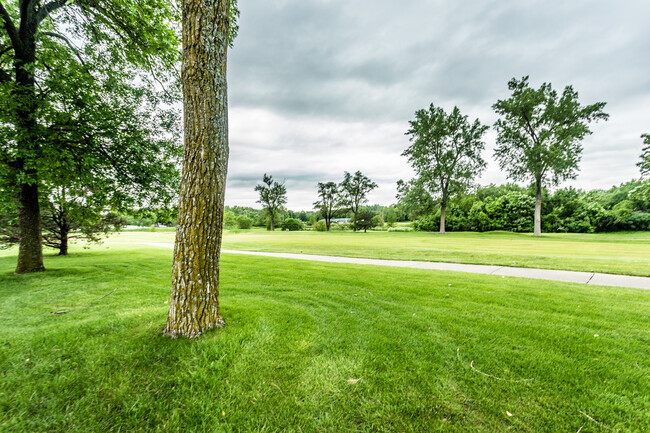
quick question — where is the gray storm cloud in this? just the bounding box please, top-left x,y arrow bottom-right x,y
226,0 -> 650,210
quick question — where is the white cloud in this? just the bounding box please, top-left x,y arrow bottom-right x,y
225,0 -> 650,210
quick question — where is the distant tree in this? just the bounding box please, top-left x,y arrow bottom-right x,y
255,174 -> 287,231
493,76 -> 608,236
354,208 -> 376,233
372,214 -> 384,229
638,134 -> 650,178
236,215 -> 252,229
385,208 -> 398,227
338,171 -> 377,231
403,104 -> 488,234
281,218 -> 303,231
313,182 -> 338,231
40,187 -> 125,256
223,211 -> 237,228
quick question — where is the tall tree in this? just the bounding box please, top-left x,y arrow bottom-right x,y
403,104 -> 488,234
338,170 -> 377,232
164,0 -> 238,338
638,133 -> 650,178
0,1 -> 181,273
492,76 -> 608,236
313,181 -> 338,231
255,174 -> 287,231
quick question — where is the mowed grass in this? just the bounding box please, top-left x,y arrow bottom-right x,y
1,244 -> 649,432
220,229 -> 650,277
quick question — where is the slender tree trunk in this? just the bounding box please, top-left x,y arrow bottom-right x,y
439,200 -> 447,234
269,211 -> 274,231
164,0 -> 230,338
534,179 -> 542,237
14,17 -> 45,274
59,227 -> 69,256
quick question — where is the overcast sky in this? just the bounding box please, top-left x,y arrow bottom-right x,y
225,0 -> 650,211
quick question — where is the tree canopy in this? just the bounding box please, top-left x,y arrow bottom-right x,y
338,170 -> 376,231
492,76 -> 608,236
638,133 -> 650,178
403,103 -> 487,233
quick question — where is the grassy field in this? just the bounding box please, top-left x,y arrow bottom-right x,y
1,243 -> 648,432
100,228 -> 650,277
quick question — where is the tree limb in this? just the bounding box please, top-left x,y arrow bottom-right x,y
40,31 -> 86,66
36,0 -> 68,24
0,1 -> 22,53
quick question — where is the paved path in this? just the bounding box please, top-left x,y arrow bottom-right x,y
126,242 -> 650,290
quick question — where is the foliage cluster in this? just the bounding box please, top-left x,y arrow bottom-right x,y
281,218 -> 303,231
410,182 -> 650,233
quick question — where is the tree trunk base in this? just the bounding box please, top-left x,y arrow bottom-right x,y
15,264 -> 45,274
163,316 -> 225,339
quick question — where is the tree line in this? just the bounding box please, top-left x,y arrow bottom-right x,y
401,76 -> 609,236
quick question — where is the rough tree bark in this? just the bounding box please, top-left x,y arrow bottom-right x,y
534,178 -> 542,237
16,181 -> 45,271
163,0 -> 230,338
13,9 -> 45,274
439,200 -> 447,234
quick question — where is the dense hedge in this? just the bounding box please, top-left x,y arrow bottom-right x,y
412,181 -> 650,233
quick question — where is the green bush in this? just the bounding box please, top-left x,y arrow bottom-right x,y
236,215 -> 252,229
485,192 -> 534,232
224,211 -> 237,228
281,218 -> 303,231
312,221 -> 326,231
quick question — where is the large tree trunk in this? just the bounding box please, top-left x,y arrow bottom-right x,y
164,0 -> 230,338
439,200 -> 447,234
16,181 -> 45,273
534,179 -> 542,237
14,17 -> 45,274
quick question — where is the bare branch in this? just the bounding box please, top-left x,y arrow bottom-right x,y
0,1 -> 22,52
40,31 -> 86,66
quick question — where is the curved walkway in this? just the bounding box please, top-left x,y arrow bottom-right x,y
124,242 -> 650,290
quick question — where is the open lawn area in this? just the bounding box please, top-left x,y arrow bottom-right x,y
1,243 -> 648,432
107,229 -> 650,277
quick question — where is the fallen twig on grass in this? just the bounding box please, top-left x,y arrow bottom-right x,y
579,410 -> 610,430
457,348 -> 534,383
270,382 -> 287,398
50,287 -> 120,315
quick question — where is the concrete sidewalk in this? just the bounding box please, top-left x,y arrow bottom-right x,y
129,242 -> 650,290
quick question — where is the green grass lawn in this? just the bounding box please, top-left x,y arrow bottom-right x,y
121,228 -> 650,277
1,243 -> 648,432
